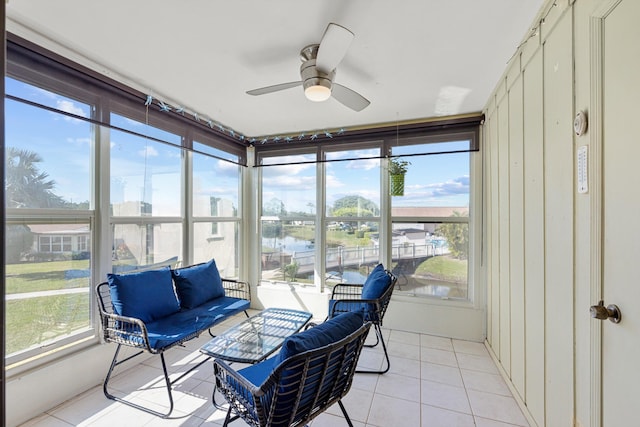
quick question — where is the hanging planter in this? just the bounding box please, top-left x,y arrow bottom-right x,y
390,173 -> 406,196
388,158 -> 411,196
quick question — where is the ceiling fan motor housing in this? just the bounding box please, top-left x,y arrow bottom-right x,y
301,58 -> 335,95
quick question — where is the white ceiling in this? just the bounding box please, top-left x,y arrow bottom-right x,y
6,0 -> 544,140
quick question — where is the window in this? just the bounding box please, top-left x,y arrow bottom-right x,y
324,148 -> 381,286
109,113 -> 184,272
5,76 -> 95,363
391,139 -> 473,300
38,235 -> 73,253
255,132 -> 478,300
191,141 -> 241,275
5,38 -> 246,369
110,114 -> 182,218
77,235 -> 89,252
259,152 -> 317,284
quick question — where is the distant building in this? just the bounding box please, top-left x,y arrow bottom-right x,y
391,206 -> 469,217
27,224 -> 91,254
391,206 -> 469,234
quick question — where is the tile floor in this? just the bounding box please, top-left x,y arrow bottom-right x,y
19,312 -> 530,427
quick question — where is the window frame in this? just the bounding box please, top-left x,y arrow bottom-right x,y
5,34 -> 246,372
254,130 -> 480,298
5,51 -> 99,368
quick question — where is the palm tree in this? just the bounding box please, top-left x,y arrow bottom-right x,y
5,147 -> 65,208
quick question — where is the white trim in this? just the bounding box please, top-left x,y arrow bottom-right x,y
589,1 -> 623,426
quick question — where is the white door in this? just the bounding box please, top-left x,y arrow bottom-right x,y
597,0 -> 640,424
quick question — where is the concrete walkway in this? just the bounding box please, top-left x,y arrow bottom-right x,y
6,287 -> 89,301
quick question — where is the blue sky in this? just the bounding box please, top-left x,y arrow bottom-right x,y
6,78 -> 93,204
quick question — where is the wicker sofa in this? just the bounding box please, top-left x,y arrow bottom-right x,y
96,259 -> 250,417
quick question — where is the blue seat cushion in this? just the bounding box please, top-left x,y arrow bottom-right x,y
172,259 -> 224,309
144,296 -> 250,350
238,357 -> 278,387
361,263 -> 392,299
273,311 -> 364,367
108,266 -> 179,324
228,357 -> 278,414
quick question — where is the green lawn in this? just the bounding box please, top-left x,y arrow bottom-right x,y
5,259 -> 90,294
5,260 -> 92,356
415,255 -> 467,283
6,293 -> 91,356
285,225 -> 315,241
285,224 -> 374,248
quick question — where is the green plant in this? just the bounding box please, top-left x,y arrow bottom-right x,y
435,212 -> 469,259
283,261 -> 299,281
388,158 -> 411,175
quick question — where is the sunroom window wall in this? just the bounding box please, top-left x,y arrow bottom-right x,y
4,37 -> 245,370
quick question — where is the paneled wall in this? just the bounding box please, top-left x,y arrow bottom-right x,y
483,1 -> 579,426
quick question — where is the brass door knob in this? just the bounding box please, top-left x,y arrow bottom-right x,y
590,300 -> 621,324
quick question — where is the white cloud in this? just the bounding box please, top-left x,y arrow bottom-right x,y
398,175 -> 470,207
124,117 -> 143,127
138,145 -> 159,157
325,174 -> 345,188
56,99 -> 88,123
66,137 -> 92,146
261,161 -> 314,179
409,176 -> 469,197
33,86 -> 57,100
217,159 -> 239,172
262,174 -> 316,190
262,154 -> 315,166
346,157 -> 380,170
325,149 -> 379,161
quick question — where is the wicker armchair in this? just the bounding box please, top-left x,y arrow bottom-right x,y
214,312 -> 371,427
329,264 -> 397,374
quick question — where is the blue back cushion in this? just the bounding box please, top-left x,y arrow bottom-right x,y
361,264 -> 392,299
171,259 -> 224,309
107,266 -> 180,323
273,311 -> 364,366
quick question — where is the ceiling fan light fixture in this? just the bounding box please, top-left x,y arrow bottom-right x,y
301,59 -> 334,102
305,83 -> 331,102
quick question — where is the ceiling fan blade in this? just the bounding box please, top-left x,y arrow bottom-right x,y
316,23 -> 354,73
331,83 -> 370,112
247,81 -> 302,96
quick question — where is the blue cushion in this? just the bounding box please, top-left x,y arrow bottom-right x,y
107,266 -> 179,324
329,299 -> 381,322
144,296 -> 250,350
172,259 -> 224,309
273,311 -> 364,366
238,357 -> 278,387
361,264 -> 392,299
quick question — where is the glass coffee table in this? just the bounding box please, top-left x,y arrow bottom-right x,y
200,307 -> 312,363
200,307 -> 313,408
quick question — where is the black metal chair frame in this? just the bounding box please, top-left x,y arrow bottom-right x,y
329,269 -> 397,374
214,322 -> 372,427
96,278 -> 250,418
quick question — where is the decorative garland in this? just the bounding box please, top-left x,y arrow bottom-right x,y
145,95 -> 347,146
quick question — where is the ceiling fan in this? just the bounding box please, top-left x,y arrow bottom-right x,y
246,23 -> 370,112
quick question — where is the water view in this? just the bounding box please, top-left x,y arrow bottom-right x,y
260,228 -> 469,299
